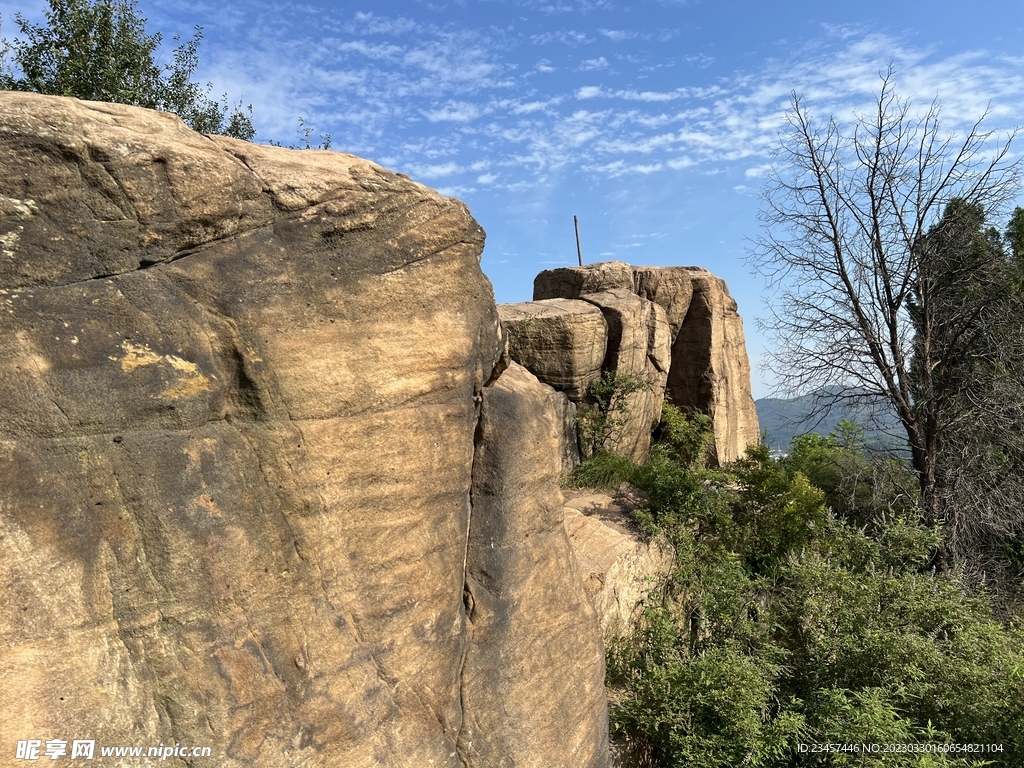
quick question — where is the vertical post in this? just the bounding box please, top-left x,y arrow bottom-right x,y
574,215 -> 583,266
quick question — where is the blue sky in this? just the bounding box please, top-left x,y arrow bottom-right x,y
5,0 -> 1024,397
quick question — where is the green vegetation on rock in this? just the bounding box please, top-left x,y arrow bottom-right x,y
1,0 -> 254,139
600,409 -> 1024,767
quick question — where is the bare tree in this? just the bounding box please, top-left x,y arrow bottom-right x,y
751,69 -> 1020,538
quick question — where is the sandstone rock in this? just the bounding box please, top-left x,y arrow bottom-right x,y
0,93 -> 603,767
579,289 -> 671,463
668,269 -> 760,464
548,388 -> 582,473
563,493 -> 674,638
632,265 -> 695,336
531,262 -> 759,465
533,260 -> 634,300
461,363 -> 609,768
498,298 -> 607,402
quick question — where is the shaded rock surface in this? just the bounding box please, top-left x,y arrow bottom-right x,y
578,289 -> 671,463
666,269 -> 760,463
548,388 -> 582,474
461,363 -> 609,767
563,490 -> 674,638
0,93 -> 608,767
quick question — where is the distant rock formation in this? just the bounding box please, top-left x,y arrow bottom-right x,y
503,261 -> 759,465
0,93 -> 609,768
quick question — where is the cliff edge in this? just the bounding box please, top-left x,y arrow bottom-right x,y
0,93 -> 607,767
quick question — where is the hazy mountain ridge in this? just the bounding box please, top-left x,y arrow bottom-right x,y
756,390 -> 907,453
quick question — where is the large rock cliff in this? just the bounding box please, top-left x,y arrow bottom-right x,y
0,93 -> 608,767
520,262 -> 759,464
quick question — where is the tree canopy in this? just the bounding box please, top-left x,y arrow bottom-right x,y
0,0 -> 254,140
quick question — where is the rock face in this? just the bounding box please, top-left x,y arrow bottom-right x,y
579,289 -> 671,462
529,261 -> 759,465
563,492 -> 674,638
461,363 -> 609,767
498,299 -> 607,402
665,270 -> 760,464
0,93 -> 608,767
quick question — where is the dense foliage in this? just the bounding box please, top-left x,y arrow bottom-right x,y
586,409 -> 1024,767
0,0 -> 254,139
907,199 -> 1024,585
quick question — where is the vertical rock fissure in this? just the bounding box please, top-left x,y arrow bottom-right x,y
454,397 -> 487,768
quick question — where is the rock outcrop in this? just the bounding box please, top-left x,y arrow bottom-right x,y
498,298 -> 607,402
462,363 -> 608,767
664,270 -> 760,463
563,492 -> 674,638
528,261 -> 759,464
0,93 -> 608,767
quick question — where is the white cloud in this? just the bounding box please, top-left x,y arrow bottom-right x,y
337,40 -> 403,60
184,9 -> 1024,199
580,57 -> 609,70
744,164 -> 773,178
667,157 -> 696,169
512,99 -> 562,113
348,12 -> 420,36
599,29 -> 636,41
406,162 -> 462,178
437,185 -> 477,197
683,53 -> 714,68
530,30 -> 592,45
422,102 -> 484,122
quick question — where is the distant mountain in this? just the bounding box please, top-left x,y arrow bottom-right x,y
755,390 -> 907,454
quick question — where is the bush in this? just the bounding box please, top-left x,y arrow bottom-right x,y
607,424 -> 1024,767
577,370 -> 651,456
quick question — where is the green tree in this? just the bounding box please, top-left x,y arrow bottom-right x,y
1006,206 -> 1024,262
1,0 -> 254,139
909,199 -> 1024,582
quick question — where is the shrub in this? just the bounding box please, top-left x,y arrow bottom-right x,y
607,427 -> 1024,767
577,370 -> 651,456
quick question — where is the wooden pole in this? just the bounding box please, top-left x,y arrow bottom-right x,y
574,215 -> 583,266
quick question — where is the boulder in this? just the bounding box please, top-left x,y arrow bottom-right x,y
498,298 -> 607,402
563,493 -> 674,638
578,289 -> 671,463
461,363 -> 609,767
0,93 -> 606,767
533,260 -> 634,300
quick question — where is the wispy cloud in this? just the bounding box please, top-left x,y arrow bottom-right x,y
599,29 -> 636,41
530,30 -> 593,45
422,101 -> 485,122
172,10 -> 1024,194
